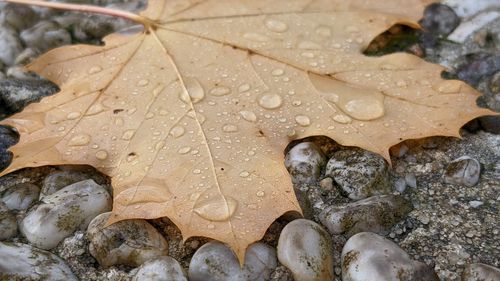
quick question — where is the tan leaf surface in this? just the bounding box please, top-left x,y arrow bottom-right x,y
0,0 -> 493,260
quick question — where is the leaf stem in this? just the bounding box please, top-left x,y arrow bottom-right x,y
0,0 -> 155,28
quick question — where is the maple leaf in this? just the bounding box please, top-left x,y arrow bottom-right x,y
0,0 -> 494,261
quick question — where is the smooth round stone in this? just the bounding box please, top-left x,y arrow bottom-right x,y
0,24 -> 22,66
20,20 -> 71,52
0,3 -> 39,31
285,142 -> 326,184
0,202 -> 17,240
462,263 -> 500,281
444,156 -> 481,187
41,170 -> 95,199
133,256 -> 187,281
420,3 -> 460,36
1,183 -> 39,211
0,242 -> 77,281
87,212 -> 168,267
277,219 -> 333,281
189,241 -> 277,281
20,179 -> 111,250
319,195 -> 412,237
342,232 -> 438,281
326,149 -> 391,200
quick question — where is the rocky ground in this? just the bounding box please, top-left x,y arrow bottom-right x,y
0,1 -> 499,281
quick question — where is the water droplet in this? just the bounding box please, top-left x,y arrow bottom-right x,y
298,40 -> 322,49
264,19 -> 288,33
295,115 -> 311,127
333,114 -> 352,124
184,77 -> 205,103
194,196 -> 238,221
222,124 -> 238,133
68,134 -> 91,146
271,68 -> 284,76
433,80 -> 461,94
309,73 -> 385,121
137,79 -> 149,87
86,103 -> 105,116
258,94 -> 282,109
396,80 -> 407,87
243,32 -> 270,42
193,169 -> 201,174
178,146 -> 191,154
95,150 -> 108,160
114,117 -> 124,126
239,171 -> 250,178
209,86 -> 231,96
301,52 -> 315,58
238,84 -> 251,93
122,130 -> 135,141
315,26 -> 332,37
170,126 -> 185,138
256,191 -> 265,197
88,66 -> 102,74
66,112 -> 81,120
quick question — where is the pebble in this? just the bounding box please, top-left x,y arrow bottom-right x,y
394,178 -> 407,193
325,149 -> 391,200
1,183 -> 39,211
277,219 -> 333,281
20,179 -> 111,250
342,232 -> 439,281
0,125 -> 18,171
462,263 -> 500,281
0,78 -> 59,119
420,3 -> 460,36
319,195 -> 412,237
479,116 -> 500,134
455,53 -> 500,87
0,3 -> 38,31
133,256 -> 187,281
444,156 -> 481,187
189,241 -> 277,281
468,200 -> 484,208
87,212 -> 168,267
448,10 -> 500,43
285,142 -> 326,184
0,242 -> 77,280
0,24 -> 22,66
41,168 -> 108,199
405,173 -> 417,188
0,202 -> 17,240
20,20 -> 71,52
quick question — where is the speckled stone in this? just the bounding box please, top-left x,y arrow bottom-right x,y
285,142 -> 326,184
87,212 -> 168,267
1,183 -> 39,211
462,263 -> 500,281
277,219 -> 333,281
342,232 -> 439,281
189,241 -> 277,281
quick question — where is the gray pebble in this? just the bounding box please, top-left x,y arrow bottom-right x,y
0,25 -> 23,66
1,183 -> 39,211
20,179 -> 111,250
0,242 -> 77,281
285,142 -> 326,184
87,212 -> 168,267
0,202 -> 17,240
462,263 -> 500,281
444,156 -> 481,187
0,3 -> 38,31
394,178 -> 407,193
189,241 -> 277,281
319,195 -> 412,237
405,173 -> 417,189
342,232 -> 439,281
133,256 -> 187,281
326,149 -> 391,200
20,20 -> 70,52
277,219 -> 333,281
420,3 -> 460,36
41,169 -> 103,199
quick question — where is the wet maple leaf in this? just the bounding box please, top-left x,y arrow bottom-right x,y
0,0 -> 494,260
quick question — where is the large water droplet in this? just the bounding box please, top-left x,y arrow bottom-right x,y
170,126 -> 185,138
95,150 -> 108,160
243,32 -> 270,42
222,124 -> 238,133
88,66 -> 102,74
433,80 -> 461,94
194,195 -> 238,221
184,77 -> 205,103
256,191 -> 265,197
309,73 -> 385,121
295,115 -> 311,127
209,86 -> 231,96
240,111 -> 257,122
137,79 -> 149,87
122,130 -> 135,141
264,19 -> 288,33
258,94 -> 282,109
68,134 -> 91,146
